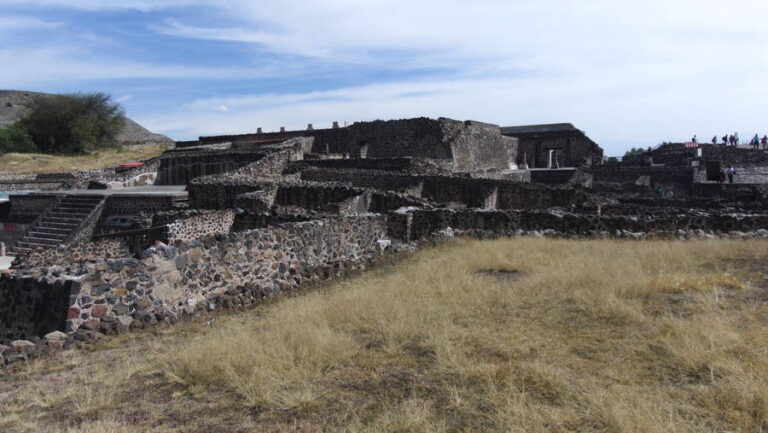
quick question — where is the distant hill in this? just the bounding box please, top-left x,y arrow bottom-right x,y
0,90 -> 173,145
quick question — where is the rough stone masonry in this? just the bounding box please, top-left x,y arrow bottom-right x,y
1,116 -> 767,366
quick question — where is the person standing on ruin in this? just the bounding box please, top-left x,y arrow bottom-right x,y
734,132 -> 740,146
722,134 -> 728,146
691,135 -> 697,144
762,135 -> 768,149
754,134 -> 761,150
727,166 -> 736,184
712,135 -> 717,145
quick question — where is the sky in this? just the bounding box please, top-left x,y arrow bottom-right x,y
1,1 -> 767,156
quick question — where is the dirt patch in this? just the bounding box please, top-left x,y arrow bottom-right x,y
474,269 -> 525,281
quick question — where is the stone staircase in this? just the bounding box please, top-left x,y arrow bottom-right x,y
10,195 -> 104,256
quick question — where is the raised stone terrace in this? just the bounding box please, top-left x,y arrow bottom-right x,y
1,117 -> 767,363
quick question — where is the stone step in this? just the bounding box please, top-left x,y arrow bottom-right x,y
15,241 -> 56,250
57,204 -> 98,211
60,201 -> 101,207
48,211 -> 90,217
21,236 -> 61,246
42,215 -> 83,223
27,231 -> 68,240
61,196 -> 102,201
40,221 -> 78,229
62,196 -> 103,201
34,226 -> 71,234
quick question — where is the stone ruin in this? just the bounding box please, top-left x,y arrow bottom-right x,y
1,117 -> 767,364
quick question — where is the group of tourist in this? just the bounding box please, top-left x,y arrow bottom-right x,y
700,133 -> 768,148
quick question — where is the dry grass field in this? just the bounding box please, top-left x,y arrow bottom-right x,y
2,237 -> 768,432
0,145 -> 166,175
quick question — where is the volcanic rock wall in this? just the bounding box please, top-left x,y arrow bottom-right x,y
1,217 -> 388,343
155,150 -> 267,185
164,210 -> 236,243
390,208 -> 768,241
0,277 -> 73,343
198,118 -> 517,173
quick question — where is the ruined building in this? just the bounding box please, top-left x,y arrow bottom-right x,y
501,123 -> 602,169
0,116 -> 766,361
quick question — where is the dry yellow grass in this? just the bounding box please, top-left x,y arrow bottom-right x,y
1,237 -> 768,432
0,145 -> 166,174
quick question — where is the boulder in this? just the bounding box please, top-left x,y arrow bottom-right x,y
44,331 -> 68,341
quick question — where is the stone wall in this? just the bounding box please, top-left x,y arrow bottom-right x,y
165,210 -> 236,243
275,185 -> 366,211
692,183 -> 768,202
509,132 -> 602,168
103,195 -> 183,217
189,182 -> 264,209
0,277 -> 72,344
10,239 -> 129,272
299,169 -> 424,192
155,150 -> 267,185
199,117 -> 517,173
175,140 -> 200,148
68,199 -> 107,245
291,157 -> 418,172
7,194 -> 59,218
701,146 -> 768,166
235,188 -> 277,214
391,208 -> 768,241
442,120 -> 517,172
0,217 -> 388,343
648,144 -> 695,166
93,227 -> 170,255
0,181 -> 64,191
298,170 -> 589,210
0,174 -> 36,181
587,166 -> 694,195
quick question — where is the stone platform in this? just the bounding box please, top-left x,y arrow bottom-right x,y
30,185 -> 187,198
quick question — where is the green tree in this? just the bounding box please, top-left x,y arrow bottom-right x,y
0,123 -> 36,154
622,147 -> 647,159
17,92 -> 125,155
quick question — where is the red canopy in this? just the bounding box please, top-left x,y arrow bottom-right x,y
118,162 -> 144,168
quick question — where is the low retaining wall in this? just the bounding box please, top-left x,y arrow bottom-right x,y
165,210 -> 236,243
7,194 -> 59,218
389,208 -> 768,241
0,277 -> 73,343
10,239 -> 130,271
1,217 -> 388,345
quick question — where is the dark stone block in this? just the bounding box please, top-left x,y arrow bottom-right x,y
91,284 -> 110,296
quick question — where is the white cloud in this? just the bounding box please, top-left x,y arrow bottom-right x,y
0,15 -> 60,31
141,66 -> 768,156
0,46 -> 286,88
157,0 -> 768,67
214,104 -> 229,113
0,0 -> 201,11
4,0 -> 768,154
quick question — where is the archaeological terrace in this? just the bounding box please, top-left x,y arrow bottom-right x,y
1,116 -> 767,363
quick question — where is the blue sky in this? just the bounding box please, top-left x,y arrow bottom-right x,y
1,0 -> 767,156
